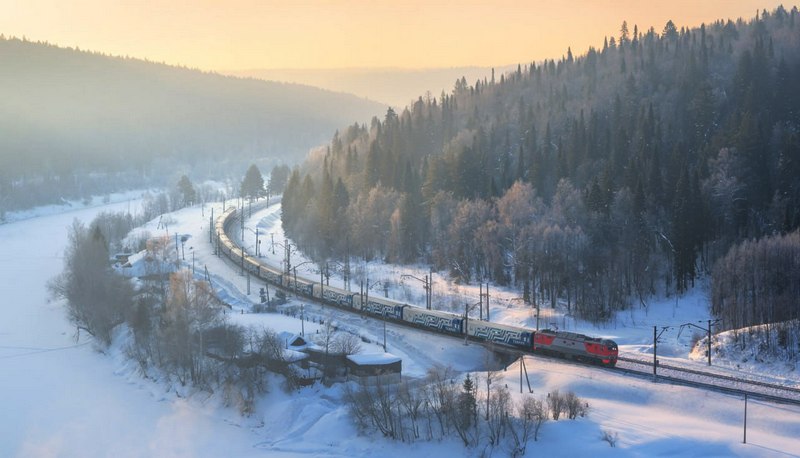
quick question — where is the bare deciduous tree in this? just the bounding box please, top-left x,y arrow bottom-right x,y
564,391 -> 589,419
158,270 -> 222,385
509,396 -> 548,456
485,384 -> 511,446
547,389 -> 566,420
332,332 -> 363,355
48,220 -> 135,345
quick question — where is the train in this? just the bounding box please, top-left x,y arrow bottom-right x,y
214,206 -> 619,367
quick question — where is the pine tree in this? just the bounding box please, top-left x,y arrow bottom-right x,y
176,175 -> 196,207
620,21 -> 630,46
672,167 -> 697,292
269,164 -> 291,194
241,164 -> 264,200
459,373 -> 478,429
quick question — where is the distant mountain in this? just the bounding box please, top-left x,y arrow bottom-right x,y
0,37 -> 385,210
228,66 -> 516,108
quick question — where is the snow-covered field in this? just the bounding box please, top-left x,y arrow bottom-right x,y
1,195 -> 798,457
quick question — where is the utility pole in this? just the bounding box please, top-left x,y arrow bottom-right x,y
300,304 -> 305,337
464,302 -> 470,346
520,357 -> 533,393
678,319 -> 719,366
424,274 -> 430,310
402,273 -> 430,310
653,326 -> 657,381
707,319 -> 713,366
652,326 -> 671,381
285,238 -> 291,277
743,394 -> 748,444
485,282 -> 490,321
479,283 -> 483,320
428,267 -> 433,310
463,301 -> 481,345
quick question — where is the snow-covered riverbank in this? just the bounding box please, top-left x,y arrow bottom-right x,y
2,197 -> 798,457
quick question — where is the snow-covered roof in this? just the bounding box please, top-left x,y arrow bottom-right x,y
115,248 -> 178,278
279,332 -> 321,351
282,349 -> 308,363
346,353 -> 401,366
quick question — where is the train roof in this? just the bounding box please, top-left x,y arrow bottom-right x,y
321,284 -> 355,296
404,306 -> 462,320
467,319 -> 531,334
365,295 -> 404,307
538,329 -> 611,343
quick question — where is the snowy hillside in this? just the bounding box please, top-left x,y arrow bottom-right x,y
1,196 -> 798,457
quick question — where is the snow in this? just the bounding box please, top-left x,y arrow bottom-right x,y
282,349 -> 309,363
346,353 -> 401,366
0,195 -> 258,457
1,195 -> 799,457
1,190 -> 149,224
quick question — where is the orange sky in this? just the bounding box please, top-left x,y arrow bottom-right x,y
0,1 -> 790,70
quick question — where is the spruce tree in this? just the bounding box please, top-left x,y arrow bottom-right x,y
241,164 -> 264,200
176,175 -> 196,207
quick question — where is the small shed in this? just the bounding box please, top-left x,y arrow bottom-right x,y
273,342 -> 321,385
283,333 -> 320,352
346,353 -> 402,384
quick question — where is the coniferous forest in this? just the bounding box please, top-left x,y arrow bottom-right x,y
282,8 -> 800,329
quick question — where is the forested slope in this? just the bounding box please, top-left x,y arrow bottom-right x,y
282,8 -> 800,326
0,37 -> 385,211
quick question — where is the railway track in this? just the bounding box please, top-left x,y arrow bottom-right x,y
615,356 -> 800,405
220,200 -> 800,407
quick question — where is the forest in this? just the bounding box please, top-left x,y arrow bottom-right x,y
0,37 -> 384,214
282,8 -> 800,329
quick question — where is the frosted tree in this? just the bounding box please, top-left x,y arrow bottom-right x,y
48,220 -> 135,345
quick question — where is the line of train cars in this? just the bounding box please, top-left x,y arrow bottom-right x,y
215,207 -> 618,367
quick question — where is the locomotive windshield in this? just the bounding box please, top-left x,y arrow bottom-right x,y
603,340 -> 618,350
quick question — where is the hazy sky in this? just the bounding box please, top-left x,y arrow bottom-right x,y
0,1 -> 789,71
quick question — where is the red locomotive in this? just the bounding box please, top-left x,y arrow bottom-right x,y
534,329 -> 618,366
